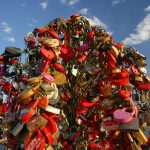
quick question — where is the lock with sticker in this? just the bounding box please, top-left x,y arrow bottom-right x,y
26,114 -> 48,132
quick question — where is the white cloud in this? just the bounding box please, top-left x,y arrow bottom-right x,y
123,13 -> 150,45
40,1 -> 48,9
1,22 -> 8,26
79,8 -> 88,15
112,0 -> 126,6
107,31 -> 114,35
59,0 -> 79,5
1,22 -> 12,34
87,16 -> 108,29
112,0 -> 120,5
4,37 -> 16,42
144,5 -> 150,12
69,0 -> 79,5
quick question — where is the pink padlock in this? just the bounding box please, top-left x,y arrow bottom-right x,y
113,107 -> 137,123
43,73 -> 54,83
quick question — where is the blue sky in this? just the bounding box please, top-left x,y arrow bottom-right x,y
0,0 -> 150,73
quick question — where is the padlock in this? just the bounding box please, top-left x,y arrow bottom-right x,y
113,107 -> 137,123
71,65 -> 78,76
103,83 -> 112,97
52,62 -> 65,73
28,76 -> 43,86
118,89 -> 131,99
77,51 -> 88,63
40,44 -> 55,61
101,119 -> 118,131
45,105 -> 60,114
5,46 -> 22,57
111,77 -> 129,86
119,117 -> 139,131
41,113 -> 57,135
24,129 -> 45,150
135,76 -> 143,82
26,114 -> 48,132
53,71 -> 66,85
43,73 -> 54,83
19,99 -> 39,122
132,128 -> 148,144
11,122 -> 25,136
43,38 -> 59,48
37,59 -> 49,73
24,32 -> 35,43
126,132 -> 139,150
110,45 -> 119,58
17,84 -> 40,102
38,96 -> 49,109
100,99 -> 116,110
131,65 -> 141,76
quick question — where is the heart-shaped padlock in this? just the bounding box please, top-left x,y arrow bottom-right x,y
113,107 -> 137,123
40,44 -> 55,61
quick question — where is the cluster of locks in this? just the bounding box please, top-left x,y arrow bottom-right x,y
0,14 -> 149,149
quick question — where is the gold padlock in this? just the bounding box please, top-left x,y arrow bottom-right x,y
127,132 -> 139,150
112,68 -> 121,74
132,128 -> 148,145
17,83 -> 40,101
28,76 -> 43,86
45,145 -> 54,150
53,71 -> 66,85
135,76 -> 143,82
43,38 -> 59,48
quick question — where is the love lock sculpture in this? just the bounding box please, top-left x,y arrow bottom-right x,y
0,14 -> 149,150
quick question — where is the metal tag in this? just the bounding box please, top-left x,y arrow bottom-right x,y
119,117 -> 139,131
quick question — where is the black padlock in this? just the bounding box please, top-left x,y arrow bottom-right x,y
5,46 -> 22,57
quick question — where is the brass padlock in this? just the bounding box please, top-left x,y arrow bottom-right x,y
17,83 -> 40,102
126,132 -> 139,150
135,76 -> 143,82
26,114 -> 48,132
28,76 -> 43,86
132,128 -> 148,144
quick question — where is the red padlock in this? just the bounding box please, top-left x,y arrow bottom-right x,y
42,126 -> 53,144
20,99 -> 39,122
70,14 -> 81,19
60,45 -> 75,62
38,96 -> 48,109
107,51 -> 117,64
24,129 -> 45,150
111,77 -> 129,86
2,82 -> 12,94
131,65 -> 141,76
137,83 -> 150,90
77,51 -> 88,63
41,113 -> 57,134
118,89 -> 131,99
52,62 -> 65,73
40,44 -> 55,61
